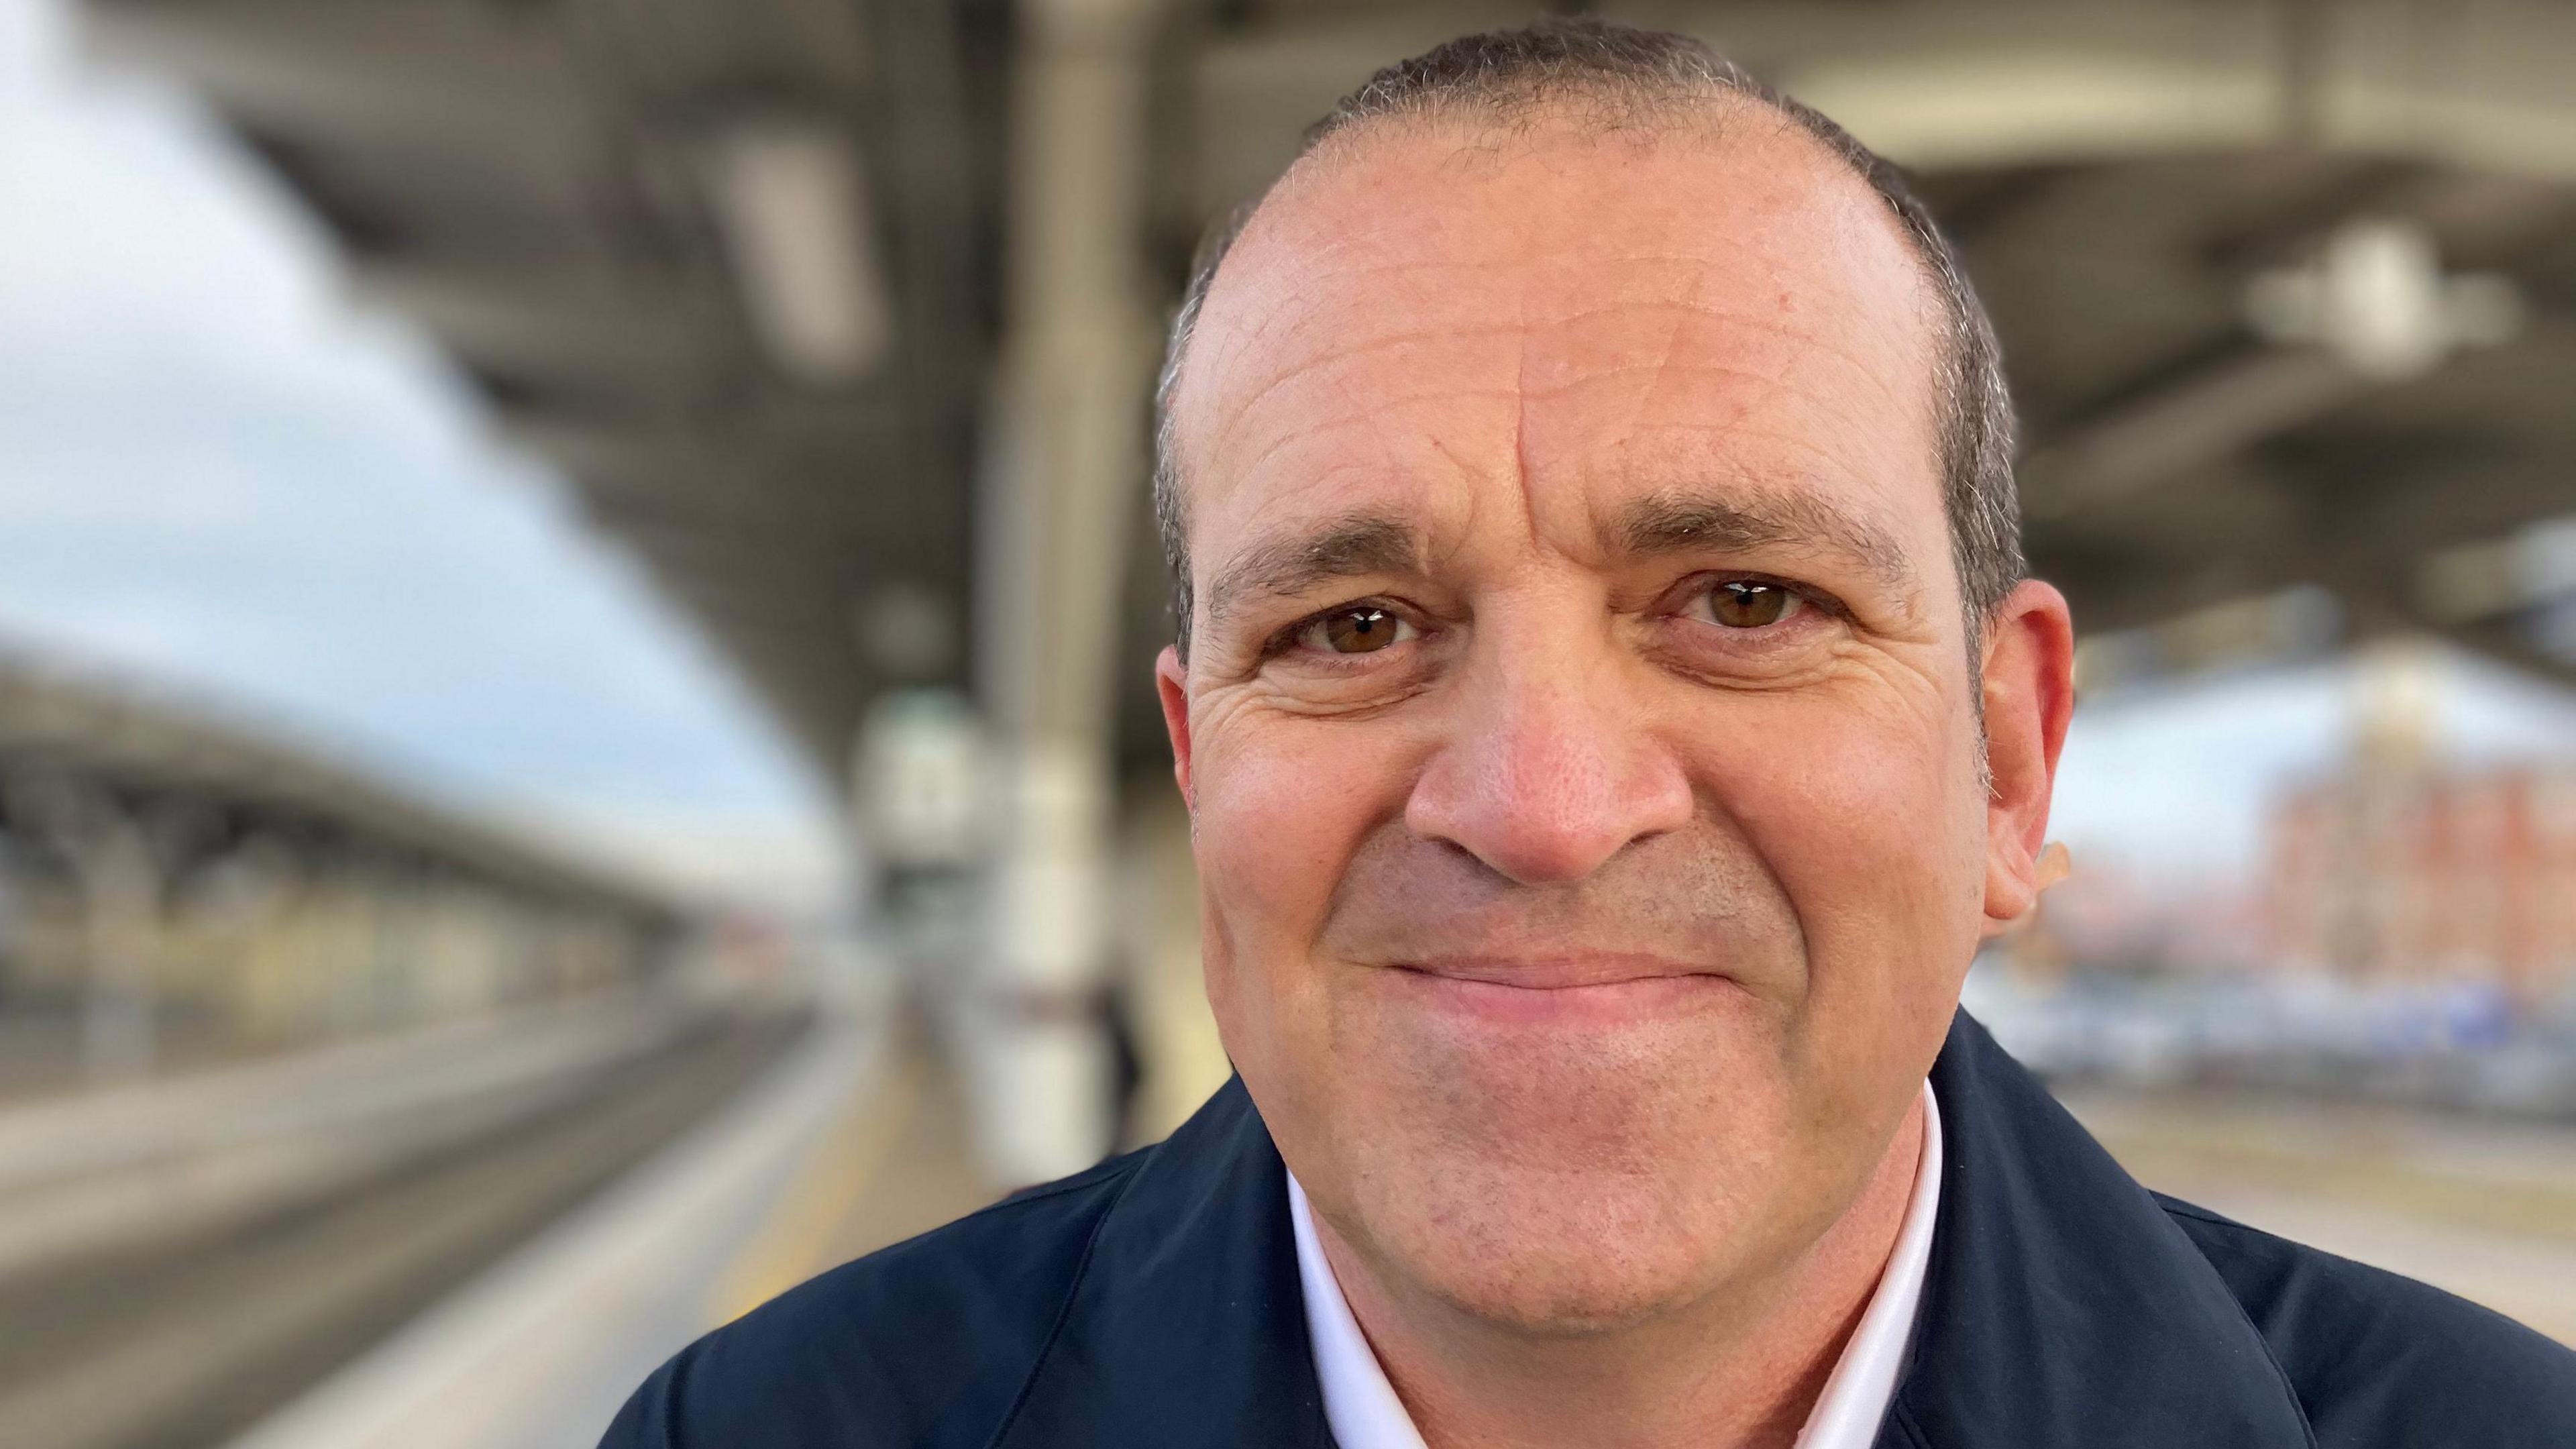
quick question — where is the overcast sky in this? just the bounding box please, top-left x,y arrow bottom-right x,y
0,0 -> 845,908
1,0 -> 2569,913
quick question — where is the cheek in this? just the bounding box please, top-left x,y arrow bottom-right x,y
1188,711 -> 1418,1019
1688,683 -> 1985,1050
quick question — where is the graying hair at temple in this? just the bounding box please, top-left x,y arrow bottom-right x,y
1150,18 -> 2024,660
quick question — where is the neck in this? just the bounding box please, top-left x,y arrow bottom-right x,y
1313,1094 -> 1927,1449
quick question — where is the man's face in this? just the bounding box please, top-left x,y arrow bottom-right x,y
1159,113 -> 2064,1332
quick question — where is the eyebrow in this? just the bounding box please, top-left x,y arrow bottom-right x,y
1203,513 -> 1421,634
1615,488 -> 1919,599
1197,489 -> 1919,637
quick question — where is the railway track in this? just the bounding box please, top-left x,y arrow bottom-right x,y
0,1009 -> 807,1449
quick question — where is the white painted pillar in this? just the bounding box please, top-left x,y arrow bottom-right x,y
968,0 -> 1166,1187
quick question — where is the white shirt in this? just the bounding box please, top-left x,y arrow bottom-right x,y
1289,1081 -> 1945,1449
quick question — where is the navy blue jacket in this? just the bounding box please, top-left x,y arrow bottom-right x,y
603,1014 -> 2576,1446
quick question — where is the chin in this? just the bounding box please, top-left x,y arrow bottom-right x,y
1313,1023 -> 1807,1337
1375,1166 -> 1739,1336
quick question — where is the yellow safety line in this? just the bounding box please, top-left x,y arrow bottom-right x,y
707,1049 -> 921,1326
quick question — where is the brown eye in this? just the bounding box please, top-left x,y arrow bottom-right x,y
1301,605 -> 1415,655
1701,581 -> 1802,629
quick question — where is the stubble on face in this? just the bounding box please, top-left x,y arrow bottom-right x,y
1314,818 -> 1817,1330
1167,107 -> 1984,1337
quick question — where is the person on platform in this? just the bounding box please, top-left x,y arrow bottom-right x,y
603,21 -> 2576,1448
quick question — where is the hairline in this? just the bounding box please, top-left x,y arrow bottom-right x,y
1155,51 -> 2019,665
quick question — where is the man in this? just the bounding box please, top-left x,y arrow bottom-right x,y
604,21 -> 2576,1448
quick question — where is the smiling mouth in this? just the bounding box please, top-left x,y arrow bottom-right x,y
1395,954 -> 1723,989
1383,955 -> 1742,1025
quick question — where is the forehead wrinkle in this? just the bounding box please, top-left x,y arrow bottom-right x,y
1199,319 -> 1531,471
1601,241 -> 1715,511
1522,302 -> 1931,411
1523,299 -> 1858,347
1470,296 -> 1921,430
1619,417 -> 1939,508
1195,252 -> 1536,400
1518,360 -> 1809,405
1221,387 -> 1526,508
1203,513 -> 1424,634
1564,370 -> 1929,500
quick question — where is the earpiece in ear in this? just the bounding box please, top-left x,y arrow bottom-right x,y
2034,841 -> 2071,894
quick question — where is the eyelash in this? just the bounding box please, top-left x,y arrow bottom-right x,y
1260,598 -> 1420,660
1257,574 -> 1843,661
1667,572 -> 1847,625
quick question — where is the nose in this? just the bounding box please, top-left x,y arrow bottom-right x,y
1403,642 -> 1695,885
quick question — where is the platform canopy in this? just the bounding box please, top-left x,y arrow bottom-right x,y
89,0 -> 2576,781
0,647 -> 676,922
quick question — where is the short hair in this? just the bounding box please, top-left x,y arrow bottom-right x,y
1153,18 -> 2022,659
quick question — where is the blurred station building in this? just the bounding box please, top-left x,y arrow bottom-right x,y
8,1 -> 2576,1443
2265,641 -> 2576,1008
2269,758 -> 2576,1003
0,649 -> 679,1083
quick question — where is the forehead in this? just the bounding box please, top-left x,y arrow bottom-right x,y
1170,111 -> 1947,574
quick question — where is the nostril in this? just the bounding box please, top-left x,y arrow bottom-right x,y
1405,783 -> 1664,886
1402,669 -> 1693,884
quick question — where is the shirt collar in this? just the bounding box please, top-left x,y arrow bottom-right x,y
1287,1080 -> 1945,1449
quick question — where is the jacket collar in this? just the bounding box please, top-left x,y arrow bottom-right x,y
1880,1012 -> 2314,1448
997,1012 -> 2315,1448
991,1075 -> 1332,1448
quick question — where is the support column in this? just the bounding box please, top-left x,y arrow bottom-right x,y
76,812 -> 162,1079
968,0 -> 1166,1187
3,770 -> 165,1079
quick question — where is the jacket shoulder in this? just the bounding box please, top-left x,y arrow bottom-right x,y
2157,1193 -> 2576,1448
598,1149 -> 1150,1449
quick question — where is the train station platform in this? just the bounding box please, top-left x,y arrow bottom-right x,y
0,986 -> 814,1449
217,983 -> 993,1449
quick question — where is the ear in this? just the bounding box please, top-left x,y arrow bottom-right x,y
1156,645 -> 1195,810
1978,580 -> 2076,936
